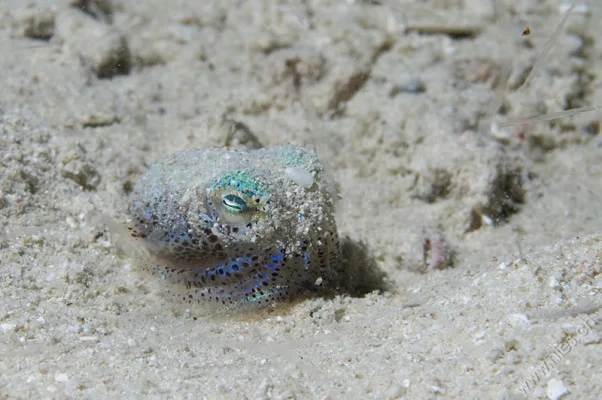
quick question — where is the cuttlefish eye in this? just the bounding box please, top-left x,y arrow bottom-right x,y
222,193 -> 248,213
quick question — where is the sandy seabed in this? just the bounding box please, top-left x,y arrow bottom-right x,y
1,0 -> 601,399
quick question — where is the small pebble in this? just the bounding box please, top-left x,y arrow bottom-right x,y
546,378 -> 569,400
507,313 -> 530,327
0,323 -> 17,334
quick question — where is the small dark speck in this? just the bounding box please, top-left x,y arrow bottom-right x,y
389,78 -> 426,97
122,180 -> 133,194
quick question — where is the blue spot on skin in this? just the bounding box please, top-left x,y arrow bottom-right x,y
304,252 -> 311,270
202,250 -> 285,279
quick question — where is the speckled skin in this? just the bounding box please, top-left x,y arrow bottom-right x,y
130,145 -> 342,309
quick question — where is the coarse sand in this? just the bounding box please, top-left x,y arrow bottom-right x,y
1,0 -> 601,398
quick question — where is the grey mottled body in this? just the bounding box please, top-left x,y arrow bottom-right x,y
129,145 -> 342,308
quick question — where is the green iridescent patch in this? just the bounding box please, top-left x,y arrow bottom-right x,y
210,171 -> 269,200
275,146 -> 316,170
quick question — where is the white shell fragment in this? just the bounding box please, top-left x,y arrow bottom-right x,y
286,167 -> 314,188
546,379 -> 569,400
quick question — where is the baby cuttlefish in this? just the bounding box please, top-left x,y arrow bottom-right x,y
128,145 -> 343,309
